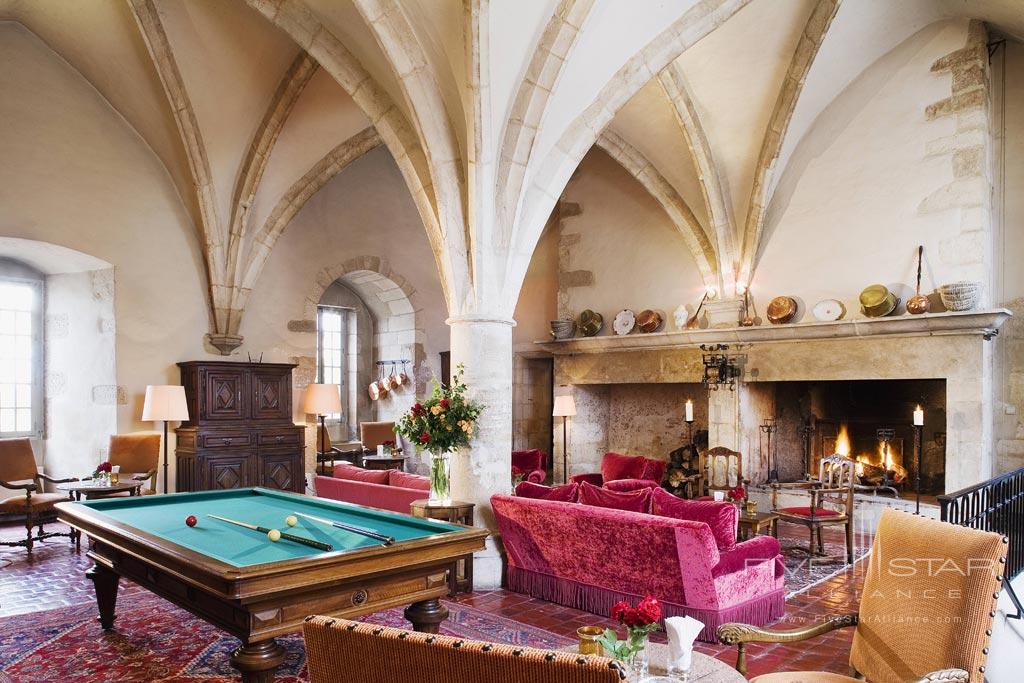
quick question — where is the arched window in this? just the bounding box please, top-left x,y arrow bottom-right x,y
0,258 -> 43,437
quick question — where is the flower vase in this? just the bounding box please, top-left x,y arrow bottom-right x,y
428,452 -> 452,504
625,634 -> 649,681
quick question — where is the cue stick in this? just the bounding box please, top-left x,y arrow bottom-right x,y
206,514 -> 333,552
291,511 -> 396,546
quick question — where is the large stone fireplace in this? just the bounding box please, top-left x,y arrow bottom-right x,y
539,310 -> 1010,495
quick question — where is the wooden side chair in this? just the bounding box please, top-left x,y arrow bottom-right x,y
704,446 -> 743,498
718,509 -> 1005,682
0,438 -> 77,552
774,453 -> 855,564
108,433 -> 160,494
303,616 -> 624,683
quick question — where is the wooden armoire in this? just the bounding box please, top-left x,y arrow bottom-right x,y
174,361 -> 305,493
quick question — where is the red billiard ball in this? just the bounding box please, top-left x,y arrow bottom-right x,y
185,515 -> 198,527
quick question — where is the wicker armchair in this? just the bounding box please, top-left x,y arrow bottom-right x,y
0,438 -> 77,552
718,509 -> 1005,682
303,616 -> 624,683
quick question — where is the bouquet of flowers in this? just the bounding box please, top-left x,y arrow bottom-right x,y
727,485 -> 746,502
598,595 -> 662,671
395,365 -> 484,501
92,461 -> 112,480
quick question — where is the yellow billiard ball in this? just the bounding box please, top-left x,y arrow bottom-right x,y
285,515 -> 298,527
267,528 -> 282,542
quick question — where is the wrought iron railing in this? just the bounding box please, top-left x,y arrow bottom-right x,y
939,466 -> 1024,619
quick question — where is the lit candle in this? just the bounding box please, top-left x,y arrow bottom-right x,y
913,405 -> 924,427
685,399 -> 694,422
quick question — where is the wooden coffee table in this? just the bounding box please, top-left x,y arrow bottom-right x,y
56,479 -> 144,501
737,510 -> 779,541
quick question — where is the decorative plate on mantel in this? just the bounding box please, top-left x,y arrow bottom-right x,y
813,299 -> 846,322
613,309 -> 636,335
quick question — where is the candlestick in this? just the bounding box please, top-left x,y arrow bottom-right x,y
685,399 -> 694,423
913,405 -> 924,427
914,423 -> 923,515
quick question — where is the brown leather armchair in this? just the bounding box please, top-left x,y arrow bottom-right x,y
0,438 -> 78,552
718,509 -> 1005,682
108,433 -> 161,494
360,421 -> 397,452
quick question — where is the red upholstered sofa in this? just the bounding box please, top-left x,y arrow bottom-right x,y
314,464 -> 429,514
571,451 -> 666,490
492,490 -> 785,642
512,449 -> 547,484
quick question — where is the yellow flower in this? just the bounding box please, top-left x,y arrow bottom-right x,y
458,420 -> 472,433
430,405 -> 443,416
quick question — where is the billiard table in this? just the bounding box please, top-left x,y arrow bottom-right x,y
56,487 -> 488,682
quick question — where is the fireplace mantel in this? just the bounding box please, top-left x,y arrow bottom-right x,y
535,308 -> 1011,355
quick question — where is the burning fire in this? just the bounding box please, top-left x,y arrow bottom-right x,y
833,423 -> 905,479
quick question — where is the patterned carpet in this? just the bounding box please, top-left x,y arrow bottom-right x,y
0,592 -> 571,682
781,539 -> 871,598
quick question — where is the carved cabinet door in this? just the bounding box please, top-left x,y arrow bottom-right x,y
202,368 -> 248,421
204,453 -> 251,490
260,452 -> 300,492
251,370 -> 291,421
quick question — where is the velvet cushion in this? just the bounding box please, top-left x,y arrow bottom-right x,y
514,481 -> 579,502
578,481 -> 650,513
388,470 -> 430,491
599,452 -> 647,482
650,487 -> 738,550
604,478 -> 659,493
778,506 -> 840,518
511,449 -> 545,472
332,464 -> 391,484
639,458 -> 667,483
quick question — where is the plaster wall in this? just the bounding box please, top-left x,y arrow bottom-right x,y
0,23 -> 215,491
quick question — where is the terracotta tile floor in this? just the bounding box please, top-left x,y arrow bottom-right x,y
0,518 -> 871,679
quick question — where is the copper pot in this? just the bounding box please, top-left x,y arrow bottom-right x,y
766,296 -> 797,324
636,309 -> 663,333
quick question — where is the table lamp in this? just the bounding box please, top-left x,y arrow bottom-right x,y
552,394 -> 576,484
142,385 -> 190,494
303,384 -> 342,474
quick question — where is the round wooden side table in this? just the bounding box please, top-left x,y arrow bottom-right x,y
409,499 -> 476,594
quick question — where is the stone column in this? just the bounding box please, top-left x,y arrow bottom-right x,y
447,314 -> 514,589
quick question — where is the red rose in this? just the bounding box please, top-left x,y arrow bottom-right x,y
411,403 -> 424,416
610,600 -> 630,622
636,596 -> 661,624
439,398 -> 450,409
95,461 -> 112,473
418,432 -> 431,444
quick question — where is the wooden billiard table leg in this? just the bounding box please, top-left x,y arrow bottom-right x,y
404,598 -> 449,634
231,639 -> 286,683
86,563 -> 119,630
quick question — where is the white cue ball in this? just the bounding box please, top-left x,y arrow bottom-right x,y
267,528 -> 282,542
285,515 -> 298,527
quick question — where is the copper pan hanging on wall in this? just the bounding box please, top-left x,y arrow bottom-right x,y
766,296 -> 797,324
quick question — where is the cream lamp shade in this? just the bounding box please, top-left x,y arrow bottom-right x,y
141,385 -> 189,422
552,394 -> 576,417
303,384 -> 342,415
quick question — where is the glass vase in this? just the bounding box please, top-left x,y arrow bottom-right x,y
428,452 -> 452,505
625,633 -> 649,681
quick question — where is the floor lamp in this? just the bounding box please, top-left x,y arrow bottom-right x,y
552,394 -> 576,484
303,384 -> 342,475
142,385 -> 190,494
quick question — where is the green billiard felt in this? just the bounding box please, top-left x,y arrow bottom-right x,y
77,488 -> 462,568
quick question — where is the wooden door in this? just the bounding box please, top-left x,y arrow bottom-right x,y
202,368 -> 248,421
251,370 -> 291,421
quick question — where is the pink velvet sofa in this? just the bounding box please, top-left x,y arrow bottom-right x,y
512,449 -> 547,484
491,492 -> 785,642
314,464 -> 429,514
571,451 -> 667,490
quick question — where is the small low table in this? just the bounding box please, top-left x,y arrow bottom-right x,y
559,642 -> 745,682
361,454 -> 407,471
737,510 -> 779,541
409,499 -> 476,594
56,479 -> 144,501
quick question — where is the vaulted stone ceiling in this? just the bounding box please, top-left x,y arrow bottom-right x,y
1,0 -> 1020,351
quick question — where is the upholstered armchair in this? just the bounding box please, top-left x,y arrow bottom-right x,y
303,616 -> 623,683
360,421 -> 397,452
718,509 -> 1005,682
315,424 -> 359,474
570,451 -> 666,489
108,433 -> 160,494
773,454 -> 855,564
511,449 -> 546,484
0,438 -> 77,552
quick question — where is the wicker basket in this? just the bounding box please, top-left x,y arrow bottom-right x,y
938,281 -> 981,311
